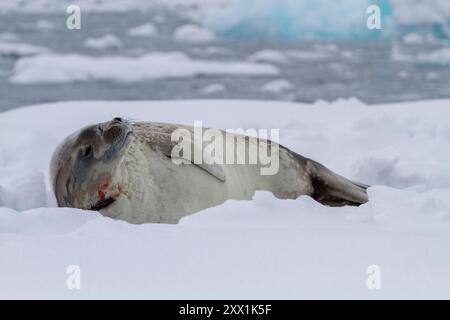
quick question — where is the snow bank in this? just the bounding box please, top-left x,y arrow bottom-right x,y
0,99 -> 449,298
83,34 -> 123,50
10,52 -> 279,84
173,24 -> 216,43
0,171 -> 47,211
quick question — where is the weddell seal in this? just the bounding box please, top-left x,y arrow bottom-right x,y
50,117 -> 369,224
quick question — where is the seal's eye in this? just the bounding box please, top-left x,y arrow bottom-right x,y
83,145 -> 93,158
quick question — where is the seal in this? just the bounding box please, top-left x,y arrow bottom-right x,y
50,117 -> 369,224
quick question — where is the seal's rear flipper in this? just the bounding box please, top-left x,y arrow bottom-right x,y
306,160 -> 369,207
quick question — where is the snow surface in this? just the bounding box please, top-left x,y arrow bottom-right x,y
0,99 -> 449,299
10,52 -> 279,84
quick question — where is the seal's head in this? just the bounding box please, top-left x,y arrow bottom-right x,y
50,117 -> 133,211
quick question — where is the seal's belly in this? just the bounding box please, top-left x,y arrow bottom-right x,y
103,139 -> 311,224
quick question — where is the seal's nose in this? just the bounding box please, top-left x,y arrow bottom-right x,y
113,117 -> 123,123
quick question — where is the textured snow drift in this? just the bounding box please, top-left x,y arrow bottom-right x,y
0,99 -> 449,299
10,53 -> 279,84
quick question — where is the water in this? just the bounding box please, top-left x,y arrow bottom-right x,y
0,10 -> 449,113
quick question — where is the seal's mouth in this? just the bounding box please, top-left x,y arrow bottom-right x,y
91,197 -> 116,211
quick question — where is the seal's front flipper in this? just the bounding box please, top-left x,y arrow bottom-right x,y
166,146 -> 226,182
306,160 -> 369,206
139,129 -> 226,182
161,133 -> 226,182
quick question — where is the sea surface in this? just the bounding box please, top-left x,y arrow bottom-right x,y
0,10 -> 449,112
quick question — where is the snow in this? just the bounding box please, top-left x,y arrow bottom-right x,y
0,171 -> 47,211
173,24 -> 216,43
0,99 -> 449,299
0,41 -> 48,57
10,52 -> 279,84
127,23 -> 157,37
84,34 -> 123,50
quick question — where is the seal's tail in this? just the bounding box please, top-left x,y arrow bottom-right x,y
306,159 -> 369,207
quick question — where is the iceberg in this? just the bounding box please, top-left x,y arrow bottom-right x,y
203,0 -> 450,40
